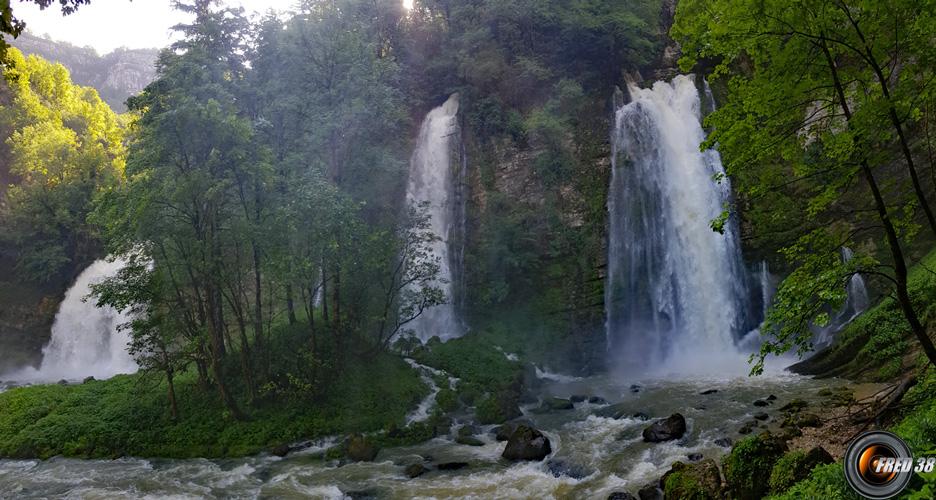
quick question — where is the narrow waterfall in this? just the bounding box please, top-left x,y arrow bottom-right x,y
11,259 -> 137,382
406,94 -> 466,342
813,248 -> 870,347
605,75 -> 751,372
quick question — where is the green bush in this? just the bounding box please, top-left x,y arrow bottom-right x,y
436,388 -> 458,413
768,463 -> 859,500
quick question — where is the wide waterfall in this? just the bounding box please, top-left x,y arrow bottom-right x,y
405,93 -> 466,342
605,75 -> 752,374
9,259 -> 137,382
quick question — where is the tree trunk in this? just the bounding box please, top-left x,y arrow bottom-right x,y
286,284 -> 298,325
822,40 -> 936,367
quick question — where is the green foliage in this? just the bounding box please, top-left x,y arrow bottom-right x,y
435,388 -> 458,413
412,333 -> 521,392
0,47 -> 125,281
723,434 -> 787,500
768,463 -> 859,500
0,352 -> 426,459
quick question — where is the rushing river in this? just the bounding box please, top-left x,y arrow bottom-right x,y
0,370 -> 844,499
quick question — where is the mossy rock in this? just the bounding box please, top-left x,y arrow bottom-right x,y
346,434 -> 379,462
722,432 -> 788,500
769,446 -> 834,493
662,459 -> 723,500
436,388 -> 458,413
475,391 -> 522,425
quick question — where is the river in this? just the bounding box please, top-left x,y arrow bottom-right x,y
0,369 -> 845,499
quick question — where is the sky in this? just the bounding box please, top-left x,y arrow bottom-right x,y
14,0 -> 301,54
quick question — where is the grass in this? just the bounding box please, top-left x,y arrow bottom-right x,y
0,351 -> 427,459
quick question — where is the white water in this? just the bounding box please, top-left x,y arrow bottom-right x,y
404,358 -> 458,424
6,259 -> 137,383
605,75 -> 752,374
406,94 -> 466,342
813,247 -> 870,347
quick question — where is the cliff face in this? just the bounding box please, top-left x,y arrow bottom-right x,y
10,33 -> 157,112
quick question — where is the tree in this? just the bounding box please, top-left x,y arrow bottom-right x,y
673,0 -> 936,370
0,47 -> 126,282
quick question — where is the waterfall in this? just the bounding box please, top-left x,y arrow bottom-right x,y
9,259 -> 137,382
405,93 -> 466,342
813,248 -> 870,347
605,75 -> 752,373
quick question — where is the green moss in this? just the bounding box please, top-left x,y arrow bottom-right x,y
663,461 -> 722,500
0,352 -> 427,459
767,463 -> 859,500
723,434 -> 787,500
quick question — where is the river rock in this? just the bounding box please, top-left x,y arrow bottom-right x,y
753,399 -> 769,407
607,492 -> 637,500
779,398 -> 808,412
436,461 -> 469,471
588,396 -> 608,404
543,397 -> 574,410
458,424 -> 481,437
502,424 -> 552,461
754,412 -> 769,421
546,458 -> 592,479
455,436 -> 485,446
770,446 -> 834,492
271,443 -> 292,457
570,394 -> 588,403
346,434 -> 379,462
687,452 -> 703,462
404,463 -> 429,478
723,431 -> 787,499
661,459 -> 722,499
633,411 -> 651,421
714,437 -> 733,448
638,483 -> 663,500
642,413 -> 686,442
493,418 -> 533,441
766,394 -> 777,401
595,403 -> 629,419
700,389 -> 718,395
630,384 -> 641,393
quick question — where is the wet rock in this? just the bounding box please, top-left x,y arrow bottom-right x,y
754,412 -> 769,421
518,392 -> 539,405
455,436 -> 485,446
694,405 -> 707,411
83,376 -> 95,384
570,394 -> 588,403
630,384 -> 642,393
493,418 -> 533,441
753,399 -> 769,407
271,443 -> 292,457
738,425 -> 753,435
595,403 -> 629,419
546,459 -> 592,479
642,413 -> 686,442
632,412 -> 651,421
346,434 -> 379,462
661,459 -> 722,499
346,489 -> 380,500
638,483 -> 663,500
58,379 -> 68,385
687,452 -> 703,462
502,424 -> 552,461
795,413 -> 822,428
607,492 -> 637,500
588,396 -> 608,405
714,437 -> 733,448
543,397 -> 574,410
458,424 -> 480,437
436,461 -> 469,471
779,398 -> 808,412
766,394 -> 777,401
404,463 -> 428,478
700,389 -> 718,395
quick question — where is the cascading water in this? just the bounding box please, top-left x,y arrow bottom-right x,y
405,93 -> 466,342
812,247 -> 870,347
8,259 -> 137,382
605,75 -> 752,373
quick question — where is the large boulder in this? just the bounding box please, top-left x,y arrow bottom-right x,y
723,432 -> 788,500
607,492 -> 637,500
502,424 -> 552,461
661,459 -> 723,500
493,418 -> 534,441
768,446 -> 834,493
476,392 -> 523,425
404,463 -> 428,478
642,413 -> 686,442
346,434 -> 380,462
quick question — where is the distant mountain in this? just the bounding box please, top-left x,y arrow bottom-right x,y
10,32 -> 158,112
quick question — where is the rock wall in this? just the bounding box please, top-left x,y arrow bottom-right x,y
11,33 -> 157,112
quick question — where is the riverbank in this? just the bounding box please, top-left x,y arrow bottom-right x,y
0,353 -> 428,459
